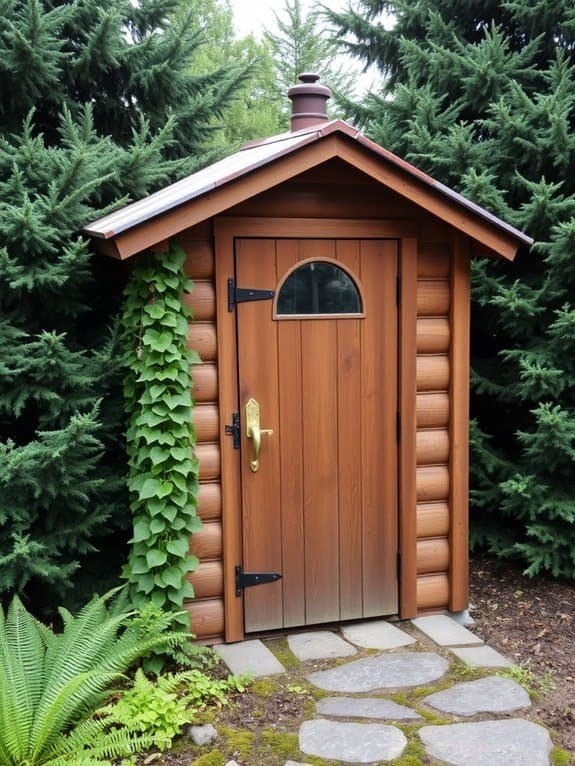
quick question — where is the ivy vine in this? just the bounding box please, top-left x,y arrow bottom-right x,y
121,242 -> 201,628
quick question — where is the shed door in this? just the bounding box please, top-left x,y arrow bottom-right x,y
235,238 -> 398,633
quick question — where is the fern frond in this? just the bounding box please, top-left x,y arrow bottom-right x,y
0,597 -> 46,761
31,670 -> 121,759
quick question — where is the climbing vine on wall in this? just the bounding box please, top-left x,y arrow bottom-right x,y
122,242 -> 201,628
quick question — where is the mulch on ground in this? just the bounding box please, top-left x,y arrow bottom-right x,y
469,553 -> 575,754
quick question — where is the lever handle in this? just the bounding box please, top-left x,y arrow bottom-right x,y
245,398 -> 273,472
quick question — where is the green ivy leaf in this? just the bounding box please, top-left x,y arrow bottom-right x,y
146,549 -> 168,568
138,573 -> 155,594
149,518 -> 166,534
162,505 -> 178,523
130,557 -> 149,575
147,497 -> 167,516
163,566 -> 183,589
170,447 -> 189,461
149,446 -> 170,466
166,538 -> 188,558
158,481 -> 174,498
181,581 -> 196,599
139,478 -> 162,500
145,303 -> 166,319
150,590 -> 167,608
188,515 -> 203,533
132,518 -> 149,542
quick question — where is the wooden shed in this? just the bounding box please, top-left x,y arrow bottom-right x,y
84,75 -> 531,644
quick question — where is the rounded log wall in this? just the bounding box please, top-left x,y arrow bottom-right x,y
180,226 -> 225,642
415,238 -> 451,610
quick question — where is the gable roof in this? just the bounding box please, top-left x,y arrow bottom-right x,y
83,119 -> 532,261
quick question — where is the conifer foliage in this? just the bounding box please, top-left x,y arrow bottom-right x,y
331,0 -> 575,577
0,0 -> 247,604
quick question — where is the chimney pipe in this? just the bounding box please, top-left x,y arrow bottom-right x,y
288,73 -> 331,132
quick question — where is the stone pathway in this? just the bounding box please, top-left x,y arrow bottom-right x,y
215,614 -> 555,764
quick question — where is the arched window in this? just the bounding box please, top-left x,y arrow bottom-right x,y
274,259 -> 364,318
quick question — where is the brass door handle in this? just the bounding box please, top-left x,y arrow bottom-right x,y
245,398 -> 273,472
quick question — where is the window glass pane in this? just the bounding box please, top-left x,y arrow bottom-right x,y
277,261 -> 362,315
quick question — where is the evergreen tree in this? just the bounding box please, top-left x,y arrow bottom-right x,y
0,0 -> 249,608
330,0 -> 575,577
265,0 -> 355,124
180,0 -> 284,144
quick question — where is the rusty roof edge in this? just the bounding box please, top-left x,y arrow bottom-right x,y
82,131 -> 322,239
354,133 -> 533,247
430,180 -> 534,246
239,118 -> 357,150
84,180 -> 218,239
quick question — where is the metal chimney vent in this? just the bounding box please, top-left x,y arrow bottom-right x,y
288,73 -> 331,132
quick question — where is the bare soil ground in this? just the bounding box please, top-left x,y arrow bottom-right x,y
469,554 -> 575,754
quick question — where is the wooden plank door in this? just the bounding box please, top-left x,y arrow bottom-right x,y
235,238 -> 398,633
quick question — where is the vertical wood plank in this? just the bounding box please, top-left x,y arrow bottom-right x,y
449,233 -> 470,612
400,237 -> 418,618
361,239 -> 398,616
335,240 -> 363,620
214,230 -> 243,642
236,239 -> 283,632
276,239 -> 306,627
300,240 -> 340,624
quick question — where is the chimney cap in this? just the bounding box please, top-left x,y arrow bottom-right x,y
288,73 -> 331,132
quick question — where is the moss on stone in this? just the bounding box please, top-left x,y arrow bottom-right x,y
265,638 -> 300,670
218,725 -> 255,758
258,729 -> 300,759
416,707 -> 451,725
390,739 -> 425,766
249,677 -> 281,696
551,745 -> 572,765
190,750 -> 227,766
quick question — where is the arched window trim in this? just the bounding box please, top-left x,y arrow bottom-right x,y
273,256 -> 366,320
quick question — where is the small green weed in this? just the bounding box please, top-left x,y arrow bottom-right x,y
498,663 -> 555,699
103,668 -> 250,750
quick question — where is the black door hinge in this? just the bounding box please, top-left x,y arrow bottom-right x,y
396,411 -> 401,443
396,274 -> 402,308
235,565 -> 282,597
228,278 -> 275,311
225,412 -> 241,449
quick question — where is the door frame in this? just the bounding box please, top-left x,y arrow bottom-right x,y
213,217 -> 418,642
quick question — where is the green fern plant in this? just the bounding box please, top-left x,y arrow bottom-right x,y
0,589 -> 189,765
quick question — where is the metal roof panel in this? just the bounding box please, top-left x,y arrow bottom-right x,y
84,131 -> 317,239
83,119 -> 533,248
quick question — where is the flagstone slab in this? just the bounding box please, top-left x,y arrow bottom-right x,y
299,719 -> 407,763
424,676 -> 530,716
307,652 -> 448,692
214,639 -> 285,677
419,719 -> 553,766
412,615 -> 483,646
450,645 -> 512,668
287,630 -> 357,661
317,696 -> 421,720
341,620 -> 417,650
